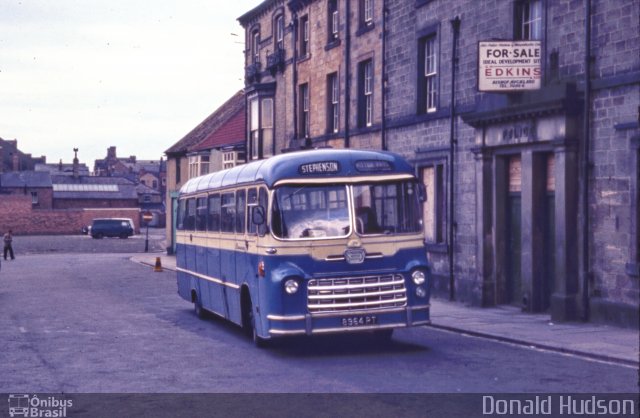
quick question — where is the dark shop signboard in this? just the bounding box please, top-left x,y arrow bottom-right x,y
478,40 -> 542,92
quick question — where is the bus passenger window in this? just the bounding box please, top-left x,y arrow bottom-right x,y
208,194 -> 221,232
184,198 -> 196,230
247,188 -> 258,234
196,197 -> 207,231
221,192 -> 235,233
258,187 -> 268,236
236,190 -> 246,233
177,199 -> 187,230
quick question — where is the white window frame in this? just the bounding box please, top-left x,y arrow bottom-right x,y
276,15 -> 284,50
364,0 -> 373,25
330,73 -> 339,133
301,83 -> 310,138
364,61 -> 373,127
521,0 -> 542,40
424,36 -> 437,113
252,31 -> 260,63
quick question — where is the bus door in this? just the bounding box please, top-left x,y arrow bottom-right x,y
231,189 -> 248,325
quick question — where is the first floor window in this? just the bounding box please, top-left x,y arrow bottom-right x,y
328,0 -> 339,41
516,0 -> 542,40
418,34 -> 438,113
360,0 -> 373,27
300,15 -> 309,57
327,72 -> 339,133
250,98 -> 259,160
262,98 -> 273,158
249,96 -> 274,160
299,83 -> 310,138
358,60 -> 373,127
188,155 -> 209,179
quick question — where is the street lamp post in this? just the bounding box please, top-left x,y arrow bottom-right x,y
142,212 -> 153,252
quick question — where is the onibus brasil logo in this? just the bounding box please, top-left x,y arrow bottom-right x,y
8,394 -> 73,418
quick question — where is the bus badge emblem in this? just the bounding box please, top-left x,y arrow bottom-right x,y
344,248 -> 366,264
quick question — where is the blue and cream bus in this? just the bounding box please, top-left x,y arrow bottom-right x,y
176,149 -> 431,346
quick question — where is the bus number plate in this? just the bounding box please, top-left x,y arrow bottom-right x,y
341,315 -> 377,327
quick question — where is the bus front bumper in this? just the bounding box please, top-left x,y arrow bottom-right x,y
266,304 -> 430,336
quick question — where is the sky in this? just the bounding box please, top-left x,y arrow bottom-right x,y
0,0 -> 259,168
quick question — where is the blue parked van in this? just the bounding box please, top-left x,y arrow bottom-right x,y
90,218 -> 134,239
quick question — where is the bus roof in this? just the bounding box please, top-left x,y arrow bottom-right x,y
179,149 -> 415,194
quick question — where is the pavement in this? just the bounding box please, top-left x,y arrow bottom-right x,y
131,253 -> 640,367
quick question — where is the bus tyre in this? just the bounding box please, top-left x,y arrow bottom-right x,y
243,293 -> 268,348
193,295 -> 206,319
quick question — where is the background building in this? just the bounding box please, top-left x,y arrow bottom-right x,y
164,91 -> 246,253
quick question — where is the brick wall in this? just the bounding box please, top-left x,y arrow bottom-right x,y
0,195 -> 141,235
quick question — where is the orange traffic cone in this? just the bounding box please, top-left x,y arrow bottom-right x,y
154,257 -> 163,272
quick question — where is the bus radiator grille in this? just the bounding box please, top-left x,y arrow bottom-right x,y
307,274 -> 407,313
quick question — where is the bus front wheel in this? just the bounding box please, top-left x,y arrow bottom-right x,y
242,290 -> 268,348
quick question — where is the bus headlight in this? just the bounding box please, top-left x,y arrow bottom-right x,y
416,286 -> 427,298
412,270 -> 426,285
284,279 -> 299,295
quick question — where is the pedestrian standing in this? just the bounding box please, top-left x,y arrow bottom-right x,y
3,229 -> 15,260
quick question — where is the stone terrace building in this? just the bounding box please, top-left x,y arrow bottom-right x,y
384,0 -> 639,327
237,0 -> 639,327
238,0 -> 385,158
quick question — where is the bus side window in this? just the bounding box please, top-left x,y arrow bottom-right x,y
196,197 -> 207,231
221,192 -> 235,233
247,188 -> 258,235
258,187 -> 268,236
208,194 -> 221,232
271,197 -> 283,237
177,199 -> 186,230
236,189 -> 246,233
184,198 -> 196,230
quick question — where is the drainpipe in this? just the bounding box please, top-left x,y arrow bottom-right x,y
581,0 -> 592,321
381,0 -> 388,151
292,14 -> 299,146
344,0 -> 351,148
449,16 -> 460,301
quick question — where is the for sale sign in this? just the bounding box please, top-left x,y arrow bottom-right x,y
478,41 -> 542,92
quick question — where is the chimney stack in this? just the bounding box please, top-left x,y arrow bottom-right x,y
73,148 -> 79,178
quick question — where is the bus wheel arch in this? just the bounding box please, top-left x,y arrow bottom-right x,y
241,285 -> 268,348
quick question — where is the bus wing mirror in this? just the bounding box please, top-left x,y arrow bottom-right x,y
252,206 -> 266,226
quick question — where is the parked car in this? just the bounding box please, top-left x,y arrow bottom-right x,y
90,218 -> 134,239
